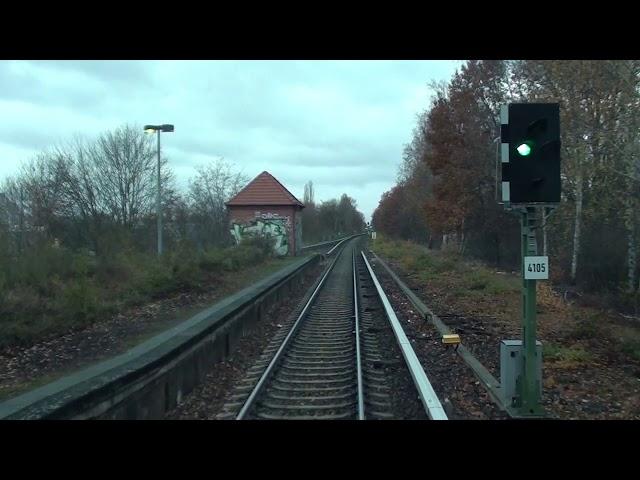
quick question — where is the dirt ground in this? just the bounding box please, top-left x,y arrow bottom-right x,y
371,244 -> 640,420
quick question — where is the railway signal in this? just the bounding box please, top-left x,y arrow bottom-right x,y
500,103 -> 561,204
497,103 -> 561,418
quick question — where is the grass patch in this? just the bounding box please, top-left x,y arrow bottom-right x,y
450,286 -> 480,300
543,342 -> 592,364
433,256 -> 460,274
372,235 -> 506,305
370,234 -> 463,279
467,270 -> 490,290
371,234 -> 519,298
463,269 -> 518,295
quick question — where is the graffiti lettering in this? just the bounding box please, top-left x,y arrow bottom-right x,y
252,211 -> 292,228
231,218 -> 289,256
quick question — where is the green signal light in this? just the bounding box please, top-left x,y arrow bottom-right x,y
517,143 -> 532,156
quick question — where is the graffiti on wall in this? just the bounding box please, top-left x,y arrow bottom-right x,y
254,211 -> 292,227
231,215 -> 290,256
295,215 -> 302,254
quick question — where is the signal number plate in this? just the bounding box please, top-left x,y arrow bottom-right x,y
524,256 -> 549,280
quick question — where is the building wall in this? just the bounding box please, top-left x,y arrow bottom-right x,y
228,205 -> 302,256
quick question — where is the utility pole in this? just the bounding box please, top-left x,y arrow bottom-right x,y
144,124 -> 174,257
156,129 -> 162,256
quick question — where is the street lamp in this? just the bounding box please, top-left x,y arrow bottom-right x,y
144,124 -> 174,256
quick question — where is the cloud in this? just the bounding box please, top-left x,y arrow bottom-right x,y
0,60 -> 459,220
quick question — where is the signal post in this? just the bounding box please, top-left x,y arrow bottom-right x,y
499,103 -> 561,417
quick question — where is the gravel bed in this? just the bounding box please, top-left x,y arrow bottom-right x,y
358,258 -> 428,419
368,313 -> 430,420
366,252 -> 508,420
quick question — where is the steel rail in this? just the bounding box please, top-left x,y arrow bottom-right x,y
300,237 -> 346,252
353,251 -> 365,420
326,233 -> 365,256
302,233 -> 367,255
235,240 -> 349,420
326,237 -> 348,256
360,252 -> 448,420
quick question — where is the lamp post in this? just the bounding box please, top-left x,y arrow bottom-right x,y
144,124 -> 174,256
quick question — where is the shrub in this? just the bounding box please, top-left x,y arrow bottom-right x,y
0,285 -> 51,348
569,313 -> 602,340
239,235 -> 275,257
95,251 -> 136,286
141,260 -> 175,295
57,279 -> 100,324
467,270 -> 489,290
459,266 -> 517,295
433,257 -> 459,274
612,289 -> 640,315
69,250 -> 96,279
199,248 -> 226,272
171,257 -> 201,290
621,338 -> 640,361
413,253 -> 434,272
0,233 -> 279,349
15,242 -> 74,293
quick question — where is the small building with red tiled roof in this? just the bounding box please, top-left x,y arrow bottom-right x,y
226,171 -> 304,256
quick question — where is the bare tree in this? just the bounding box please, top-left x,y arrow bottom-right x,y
2,153 -> 70,248
0,177 -> 28,255
188,158 -> 248,247
89,124 -> 173,230
51,136 -> 105,251
303,181 -> 314,205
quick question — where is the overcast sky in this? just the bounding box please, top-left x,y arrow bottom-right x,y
0,60 -> 461,221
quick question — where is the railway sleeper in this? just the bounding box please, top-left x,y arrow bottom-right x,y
289,344 -> 354,351
365,399 -> 393,409
272,377 -> 356,385
364,374 -> 388,384
264,393 -> 355,403
307,311 -> 352,317
268,384 -> 356,393
280,364 -> 355,372
220,401 -> 244,410
255,411 -> 354,420
229,393 -> 252,402
292,336 -> 354,344
285,353 -> 353,361
262,395 -> 353,404
276,371 -> 355,379
366,391 -> 392,400
258,401 -> 356,410
215,412 -> 237,420
366,410 -> 395,420
282,358 -> 353,367
298,327 -> 354,334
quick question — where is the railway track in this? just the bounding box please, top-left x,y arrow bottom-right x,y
217,238 -> 446,420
